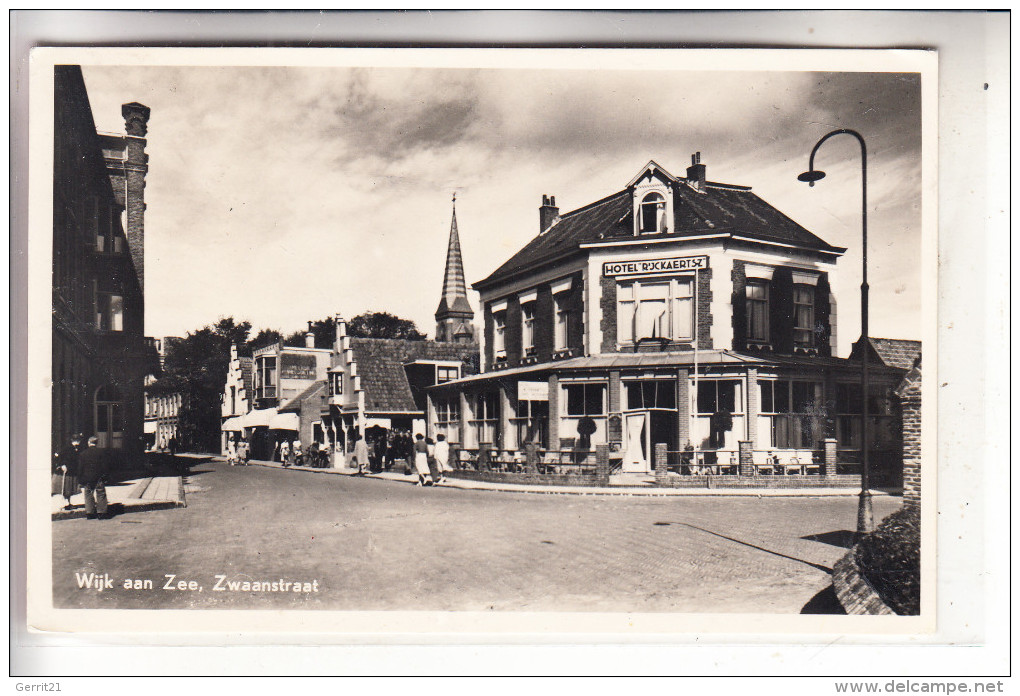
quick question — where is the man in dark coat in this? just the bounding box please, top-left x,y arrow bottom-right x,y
53,434 -> 83,509
77,436 -> 109,520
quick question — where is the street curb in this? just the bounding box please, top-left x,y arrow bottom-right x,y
243,458 -> 891,498
832,547 -> 896,615
52,476 -> 186,520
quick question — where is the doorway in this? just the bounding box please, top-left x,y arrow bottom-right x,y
94,385 -> 123,449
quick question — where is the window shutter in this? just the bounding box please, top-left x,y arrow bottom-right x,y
769,267 -> 794,354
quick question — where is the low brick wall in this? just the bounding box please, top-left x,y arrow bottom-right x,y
448,470 -> 603,487
656,474 -> 862,489
832,548 -> 895,615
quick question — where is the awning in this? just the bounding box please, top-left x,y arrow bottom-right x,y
144,421 -> 157,434
363,417 -> 392,429
269,412 -> 300,431
243,408 -> 278,428
221,416 -> 245,432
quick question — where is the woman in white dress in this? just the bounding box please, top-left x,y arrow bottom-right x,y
412,433 -> 432,486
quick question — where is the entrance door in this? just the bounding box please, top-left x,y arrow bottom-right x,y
95,385 -> 124,449
623,413 -> 647,472
648,410 -> 678,465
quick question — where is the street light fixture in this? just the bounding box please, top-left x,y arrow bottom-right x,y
798,128 -> 873,537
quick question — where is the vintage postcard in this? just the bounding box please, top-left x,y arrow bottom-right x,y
25,46 -> 938,640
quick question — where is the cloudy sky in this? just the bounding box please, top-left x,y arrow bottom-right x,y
81,59 -> 923,356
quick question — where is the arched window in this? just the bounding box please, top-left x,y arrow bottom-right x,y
94,384 -> 124,449
640,192 -> 666,234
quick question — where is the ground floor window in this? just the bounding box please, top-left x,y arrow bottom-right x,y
513,399 -> 548,448
759,379 -> 824,449
624,379 -> 676,411
435,396 -> 461,444
560,382 -> 607,449
694,379 -> 745,449
470,392 -> 499,446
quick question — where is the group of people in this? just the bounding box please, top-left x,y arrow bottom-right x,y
273,438 -> 332,468
224,437 -> 251,467
52,433 -> 111,520
412,432 -> 452,486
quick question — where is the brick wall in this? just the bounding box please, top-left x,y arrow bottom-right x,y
731,261 -> 748,350
600,274 -> 617,352
505,294 -> 522,366
696,267 -> 713,349
898,362 -> 922,510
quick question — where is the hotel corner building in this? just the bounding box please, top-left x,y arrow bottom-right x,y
52,65 -> 155,464
428,157 -> 914,484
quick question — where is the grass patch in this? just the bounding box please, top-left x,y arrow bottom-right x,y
855,505 -> 920,615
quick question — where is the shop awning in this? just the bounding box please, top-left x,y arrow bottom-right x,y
363,417 -> 392,429
221,416 -> 245,432
243,408 -> 278,428
269,412 -> 300,431
144,421 -> 157,434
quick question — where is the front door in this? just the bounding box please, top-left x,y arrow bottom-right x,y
95,401 -> 123,449
623,413 -> 647,472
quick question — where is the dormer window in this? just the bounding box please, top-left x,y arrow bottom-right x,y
639,192 -> 666,234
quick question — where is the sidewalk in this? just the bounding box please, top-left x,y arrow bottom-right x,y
243,457 -> 893,498
52,475 -> 185,520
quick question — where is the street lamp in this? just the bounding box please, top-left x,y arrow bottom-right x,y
798,128 -> 873,537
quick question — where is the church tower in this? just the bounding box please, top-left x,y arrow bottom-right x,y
435,194 -> 476,343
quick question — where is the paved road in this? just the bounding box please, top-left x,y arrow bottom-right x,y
52,458 -> 900,613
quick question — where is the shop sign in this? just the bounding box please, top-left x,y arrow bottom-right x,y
603,255 -> 709,277
517,381 -> 549,401
281,353 -> 317,380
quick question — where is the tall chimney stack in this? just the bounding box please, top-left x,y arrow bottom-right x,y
686,152 -> 706,191
305,321 -> 316,348
121,102 -> 150,290
539,194 -> 559,233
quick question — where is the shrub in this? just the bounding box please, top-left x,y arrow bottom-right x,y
855,505 -> 921,615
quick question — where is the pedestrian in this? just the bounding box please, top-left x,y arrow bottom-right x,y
226,437 -> 237,466
292,439 -> 303,467
237,438 -> 249,466
433,433 -> 451,484
425,437 -> 441,485
412,433 -> 432,486
167,436 -> 178,456
53,433 -> 83,510
77,436 -> 109,520
353,433 -> 370,475
280,439 -> 290,467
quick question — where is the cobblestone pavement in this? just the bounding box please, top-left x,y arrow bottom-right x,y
52,458 -> 900,613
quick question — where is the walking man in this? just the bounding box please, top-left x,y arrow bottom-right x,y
353,433 -> 369,476
78,436 -> 109,520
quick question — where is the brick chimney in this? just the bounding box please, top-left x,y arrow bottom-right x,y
686,152 -> 706,191
305,321 -> 316,348
539,194 -> 559,233
334,314 -> 347,352
121,102 -> 150,290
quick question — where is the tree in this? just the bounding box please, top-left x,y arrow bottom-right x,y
283,317 -> 337,349
149,317 -> 252,452
347,311 -> 426,341
247,328 -> 282,354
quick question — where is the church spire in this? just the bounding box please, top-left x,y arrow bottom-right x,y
435,193 -> 475,343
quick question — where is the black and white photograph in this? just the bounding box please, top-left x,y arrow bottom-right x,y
28,45 -> 942,637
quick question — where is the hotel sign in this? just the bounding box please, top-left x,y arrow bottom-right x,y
602,255 -> 709,277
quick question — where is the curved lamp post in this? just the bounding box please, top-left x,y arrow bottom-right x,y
798,128 -> 873,537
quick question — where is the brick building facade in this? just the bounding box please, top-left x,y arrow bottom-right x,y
52,65 -> 155,465
428,157 -> 915,483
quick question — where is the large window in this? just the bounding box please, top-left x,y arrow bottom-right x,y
513,399 -> 548,448
759,380 -> 823,449
493,310 -> 507,359
521,302 -> 536,355
256,356 -> 277,400
435,396 -> 461,444
471,392 -> 499,445
93,200 -> 123,254
554,294 -> 570,351
793,285 -> 815,348
94,384 -> 123,449
565,383 -> 606,416
95,293 -> 124,331
617,278 -> 693,345
625,380 -> 677,410
746,280 -> 769,343
328,370 -> 343,396
640,192 -> 666,233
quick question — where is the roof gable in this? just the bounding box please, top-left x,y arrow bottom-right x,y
852,337 -> 922,370
351,339 -> 479,413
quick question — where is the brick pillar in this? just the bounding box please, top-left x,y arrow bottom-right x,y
595,444 -> 610,485
677,368 -> 690,448
823,438 -> 838,477
547,374 -> 560,449
654,442 -> 668,485
608,370 -> 622,441
746,368 -> 759,447
524,442 -> 539,473
738,440 -> 754,478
